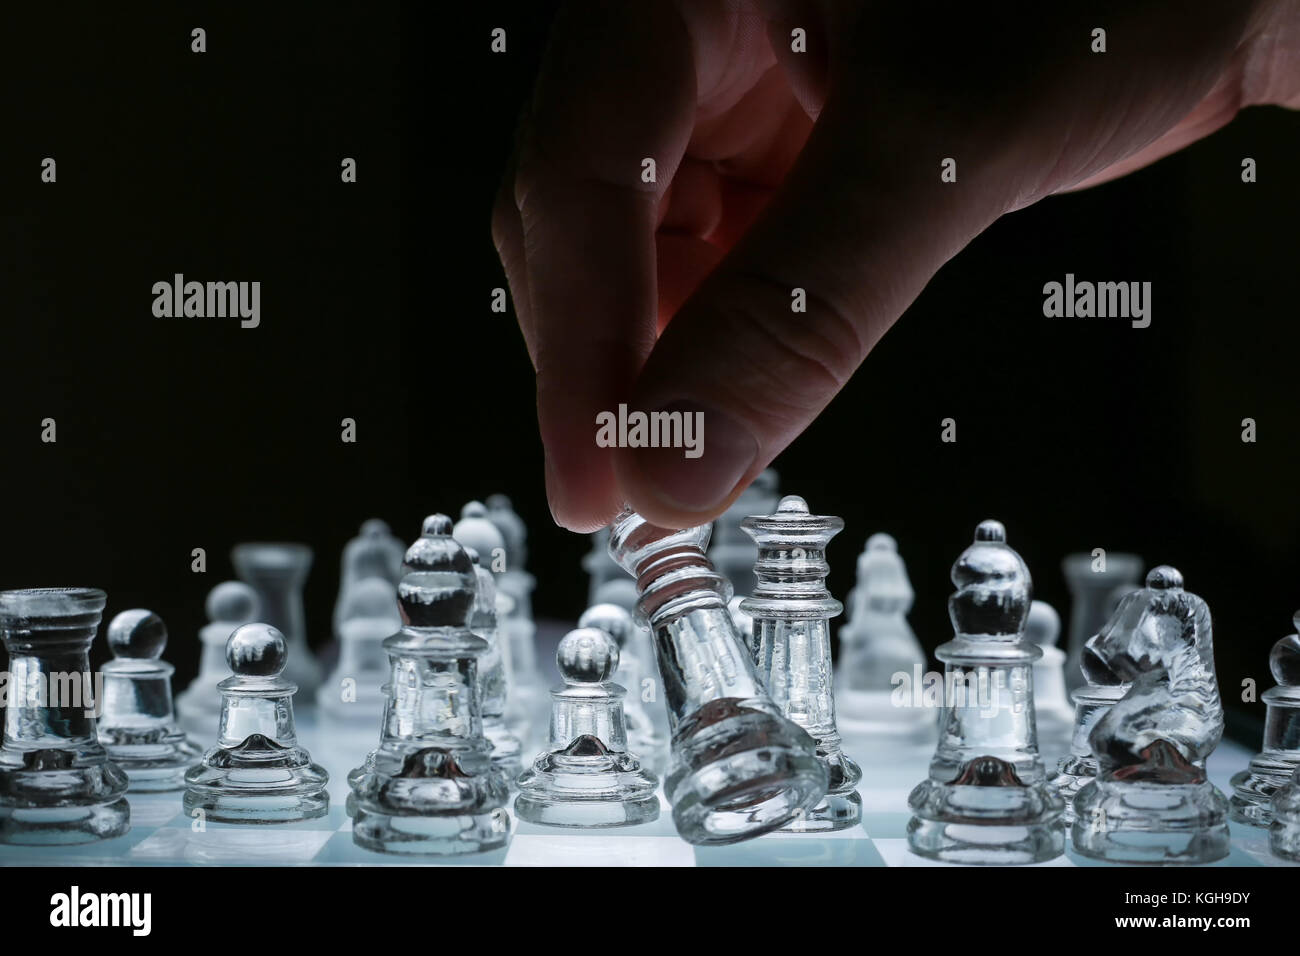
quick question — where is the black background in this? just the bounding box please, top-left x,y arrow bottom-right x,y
3,2 -> 1296,740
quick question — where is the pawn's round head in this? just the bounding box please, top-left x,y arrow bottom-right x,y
206,581 -> 259,625
226,623 -> 287,678
360,518 -> 391,538
577,603 -> 634,649
1026,600 -> 1061,648
867,533 -> 898,553
776,494 -> 808,514
1146,565 -> 1184,590
1271,631 -> 1300,686
557,627 -> 619,684
453,502 -> 505,565
107,609 -> 167,660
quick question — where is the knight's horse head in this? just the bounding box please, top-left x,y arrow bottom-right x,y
1084,566 -> 1209,681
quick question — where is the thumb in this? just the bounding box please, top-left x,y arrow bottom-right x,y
614,75 -> 1013,528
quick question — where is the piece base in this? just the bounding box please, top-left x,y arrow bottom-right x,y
0,798 -> 131,845
779,788 -> 863,833
1071,777 -> 1230,865
514,792 -> 660,828
352,805 -> 510,856
906,816 -> 1065,864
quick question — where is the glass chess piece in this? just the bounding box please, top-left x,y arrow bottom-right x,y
707,467 -> 779,599
907,521 -> 1064,864
1061,551 -> 1143,694
183,623 -> 329,823
578,603 -> 668,775
231,542 -> 322,697
1071,566 -> 1230,864
515,627 -> 660,827
583,527 -> 624,606
176,581 -> 260,738
1050,629 -> 1129,825
347,515 -> 511,856
318,577 -> 401,724
741,495 -> 863,831
1027,600 -> 1075,764
608,507 -> 827,845
332,519 -> 403,635
589,581 -> 674,749
98,609 -> 201,791
0,588 -> 130,844
834,532 -> 932,740
453,503 -> 525,782
1270,766 -> 1300,861
484,495 -> 546,741
1230,612 -> 1300,826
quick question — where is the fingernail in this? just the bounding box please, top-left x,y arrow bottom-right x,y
632,401 -> 758,512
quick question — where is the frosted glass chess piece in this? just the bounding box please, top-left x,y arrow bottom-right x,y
1270,767 -> 1300,861
609,508 -> 826,845
1230,612 -> 1300,826
835,533 -> 931,740
583,527 -> 624,606
578,603 -> 668,774
485,494 -> 535,622
317,577 -> 401,724
707,467 -> 779,599
594,577 -> 638,614
741,496 -> 863,831
453,503 -> 525,781
515,627 -> 660,827
231,542 -> 322,697
98,609 -> 201,791
347,515 -> 511,855
907,521 -> 1064,864
1028,600 -> 1074,763
183,623 -> 329,823
1051,631 -> 1129,824
0,588 -> 129,844
1071,566 -> 1229,864
1062,551 -> 1143,694
177,581 -> 260,737
333,519 -> 403,635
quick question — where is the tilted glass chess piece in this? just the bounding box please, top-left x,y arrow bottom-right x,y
231,542 -> 322,696
741,495 -> 863,831
1061,552 -> 1143,694
1028,600 -> 1074,762
318,577 -> 401,724
609,508 -> 826,845
183,623 -> 329,823
907,521 -> 1064,864
484,495 -> 545,739
0,588 -> 129,844
1071,566 -> 1229,864
347,515 -> 511,855
1270,766 -> 1300,861
515,627 -> 660,827
578,603 -> 668,774
835,533 -> 931,740
707,468 -> 779,599
98,609 -> 201,791
1230,612 -> 1300,826
1050,630 -> 1129,825
333,519 -> 404,636
453,503 -> 524,781
176,581 -> 260,737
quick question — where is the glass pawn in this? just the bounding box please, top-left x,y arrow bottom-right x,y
1027,600 -> 1075,763
1071,566 -> 1229,864
0,588 -> 129,844
231,542 -> 322,697
183,623 -> 329,823
347,515 -> 511,855
1232,613 -> 1300,826
578,603 -> 668,774
318,577 -> 401,724
98,609 -> 201,791
515,627 -> 660,827
1050,629 -> 1129,824
1061,551 -> 1143,694
908,520 -> 1064,864
453,503 -> 524,781
1270,766 -> 1300,861
608,508 -> 826,845
484,495 -> 546,741
834,532 -> 931,740
741,495 -> 863,831
332,519 -> 403,636
176,581 -> 260,738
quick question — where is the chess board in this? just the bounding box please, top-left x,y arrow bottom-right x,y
0,706 -> 1288,869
